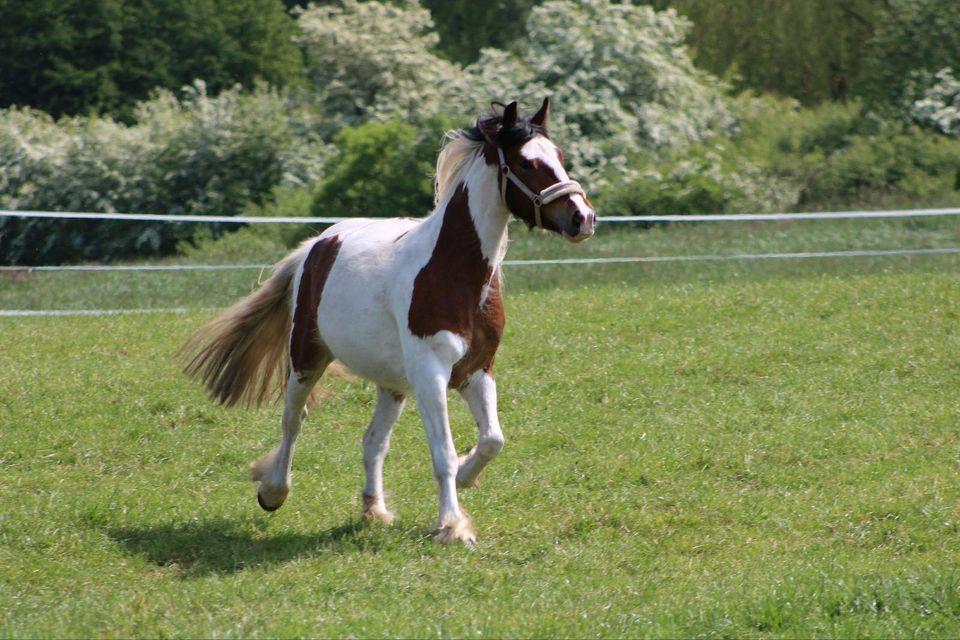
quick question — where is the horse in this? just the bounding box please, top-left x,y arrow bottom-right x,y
182,98 -> 596,545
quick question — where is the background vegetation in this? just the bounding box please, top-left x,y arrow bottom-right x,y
1,0 -> 959,263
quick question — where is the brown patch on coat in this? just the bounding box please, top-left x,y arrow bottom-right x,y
484,139 -> 571,232
408,184 -> 505,388
450,270 -> 505,389
290,235 -> 341,381
409,185 -> 489,338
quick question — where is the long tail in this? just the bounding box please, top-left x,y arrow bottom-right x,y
181,244 -> 310,408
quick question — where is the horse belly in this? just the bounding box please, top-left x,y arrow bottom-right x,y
316,272 -> 410,391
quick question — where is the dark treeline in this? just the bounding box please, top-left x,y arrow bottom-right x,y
4,0 -> 959,118
0,0 -> 302,119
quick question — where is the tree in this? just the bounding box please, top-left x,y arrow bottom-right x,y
0,0 -> 304,119
648,0 -> 881,104
296,0 -> 458,136
422,0 -> 540,64
448,0 -> 734,187
0,0 -> 125,117
859,0 -> 960,111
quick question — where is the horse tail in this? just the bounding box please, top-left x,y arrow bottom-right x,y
181,244 -> 310,408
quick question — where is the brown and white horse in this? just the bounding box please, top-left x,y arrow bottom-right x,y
183,99 -> 595,545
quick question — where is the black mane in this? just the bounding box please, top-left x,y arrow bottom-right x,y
464,107 -> 547,148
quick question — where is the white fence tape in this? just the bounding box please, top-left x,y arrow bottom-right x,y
3,207 -> 960,225
0,307 -> 193,317
2,247 -> 958,274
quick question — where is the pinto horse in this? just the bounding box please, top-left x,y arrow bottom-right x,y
182,99 -> 596,545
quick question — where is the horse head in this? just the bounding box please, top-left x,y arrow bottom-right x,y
478,98 -> 596,243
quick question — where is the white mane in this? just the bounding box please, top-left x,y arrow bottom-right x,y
433,129 -> 485,208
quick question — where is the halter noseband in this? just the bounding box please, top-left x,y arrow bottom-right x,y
497,146 -> 585,229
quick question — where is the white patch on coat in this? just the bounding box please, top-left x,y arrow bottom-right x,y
520,135 -> 591,212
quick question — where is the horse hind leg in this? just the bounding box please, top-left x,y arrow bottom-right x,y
250,362 -> 329,511
361,387 -> 407,523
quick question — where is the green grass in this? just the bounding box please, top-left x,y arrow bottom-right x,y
3,246 -> 960,636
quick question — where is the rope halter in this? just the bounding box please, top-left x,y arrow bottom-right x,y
497,147 -> 585,229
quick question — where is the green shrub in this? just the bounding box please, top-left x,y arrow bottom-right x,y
803,126 -> 960,207
310,116 -> 453,219
0,83 -> 326,265
598,95 -> 960,217
597,146 -> 798,217
177,184 -> 320,264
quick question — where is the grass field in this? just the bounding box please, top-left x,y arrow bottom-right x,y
2,219 -> 960,637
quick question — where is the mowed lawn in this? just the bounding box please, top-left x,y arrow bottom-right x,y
2,261 -> 960,636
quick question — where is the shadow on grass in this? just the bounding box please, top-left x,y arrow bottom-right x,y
107,517 -> 417,577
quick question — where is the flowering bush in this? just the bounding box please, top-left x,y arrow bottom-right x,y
913,68 -> 960,137
0,82 -> 327,264
451,0 -> 735,189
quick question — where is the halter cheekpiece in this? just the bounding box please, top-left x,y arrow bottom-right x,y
497,147 -> 585,229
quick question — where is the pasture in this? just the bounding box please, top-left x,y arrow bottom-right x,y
2,219 -> 960,637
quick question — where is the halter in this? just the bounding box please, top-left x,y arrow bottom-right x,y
497,147 -> 585,229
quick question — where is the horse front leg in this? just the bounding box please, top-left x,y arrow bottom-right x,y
361,386 -> 406,523
410,354 -> 476,546
456,370 -> 504,489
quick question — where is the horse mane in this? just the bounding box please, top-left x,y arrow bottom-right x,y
433,130 -> 484,207
433,107 -> 548,207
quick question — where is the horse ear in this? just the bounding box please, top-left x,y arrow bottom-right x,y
502,101 -> 518,129
531,97 -> 550,128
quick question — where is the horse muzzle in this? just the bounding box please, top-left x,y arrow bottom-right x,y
559,202 -> 596,243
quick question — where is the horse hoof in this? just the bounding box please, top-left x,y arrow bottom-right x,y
362,494 -> 395,524
434,514 -> 476,547
257,491 -> 282,512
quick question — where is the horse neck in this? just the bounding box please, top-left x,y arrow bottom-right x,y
459,158 -> 510,268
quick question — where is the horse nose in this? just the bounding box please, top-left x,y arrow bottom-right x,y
565,205 -> 595,242
578,208 -> 596,235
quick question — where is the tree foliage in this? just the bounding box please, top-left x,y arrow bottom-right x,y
298,0 -> 733,194
450,0 -> 734,187
421,0 -> 539,64
0,0 -> 303,119
648,0 -> 880,105
310,117 -> 451,219
3,0 -> 960,264
296,0 -> 458,136
913,69 -> 960,137
859,0 -> 960,110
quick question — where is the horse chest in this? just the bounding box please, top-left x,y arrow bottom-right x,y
448,277 -> 505,389
406,184 -> 505,387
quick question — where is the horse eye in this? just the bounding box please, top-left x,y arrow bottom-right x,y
518,159 -> 534,172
